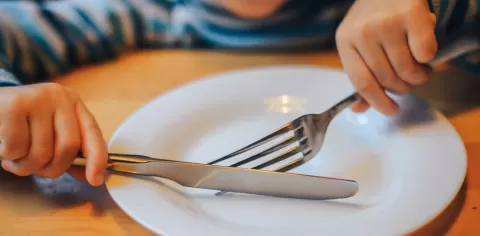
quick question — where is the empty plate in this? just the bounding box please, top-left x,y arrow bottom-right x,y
105,66 -> 466,236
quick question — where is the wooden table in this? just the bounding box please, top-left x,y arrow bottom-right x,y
0,50 -> 479,235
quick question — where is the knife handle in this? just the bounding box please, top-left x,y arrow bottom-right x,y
72,152 -> 153,167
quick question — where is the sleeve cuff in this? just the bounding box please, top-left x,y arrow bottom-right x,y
0,69 -> 21,86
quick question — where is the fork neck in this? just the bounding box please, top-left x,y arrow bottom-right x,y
327,93 -> 360,118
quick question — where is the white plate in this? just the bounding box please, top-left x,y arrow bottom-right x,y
105,66 -> 466,236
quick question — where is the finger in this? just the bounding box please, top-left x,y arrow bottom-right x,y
350,98 -> 370,113
381,29 -> 431,85
3,111 -> 54,176
406,12 -> 437,63
338,43 -> 399,115
0,108 -> 29,161
356,37 -> 410,94
68,166 -> 87,182
37,105 -> 81,178
76,101 -> 108,186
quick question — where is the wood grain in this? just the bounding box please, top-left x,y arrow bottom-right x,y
0,50 -> 478,235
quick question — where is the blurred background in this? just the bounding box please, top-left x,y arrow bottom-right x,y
414,65 -> 480,117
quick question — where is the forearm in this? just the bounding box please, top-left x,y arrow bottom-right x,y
0,0 -> 178,84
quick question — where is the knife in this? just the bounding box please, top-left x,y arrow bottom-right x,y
73,153 -> 358,200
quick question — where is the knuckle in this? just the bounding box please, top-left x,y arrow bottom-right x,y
36,83 -> 67,101
378,75 -> 398,89
82,118 -> 102,135
397,61 -> 417,79
42,82 -> 64,93
66,88 -> 79,100
7,94 -> 26,115
377,75 -> 409,95
377,15 -> 401,33
389,84 -> 410,95
335,27 -> 350,45
60,85 -> 77,98
63,86 -> 76,96
356,16 -> 396,40
418,35 -> 437,60
400,3 -> 418,18
399,9 -> 412,19
355,76 -> 376,95
9,93 -> 24,107
429,13 -> 437,25
88,125 -> 102,134
1,142 -> 27,160
410,74 -> 429,85
357,21 -> 375,41
395,83 -> 410,94
32,147 -> 53,165
58,139 -> 81,158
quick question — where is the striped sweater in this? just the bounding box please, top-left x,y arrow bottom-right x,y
0,0 -> 479,87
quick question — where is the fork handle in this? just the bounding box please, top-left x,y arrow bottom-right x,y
328,93 -> 361,118
427,14 -> 480,66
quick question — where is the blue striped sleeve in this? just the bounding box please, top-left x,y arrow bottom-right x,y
186,1 -> 353,50
0,0 -> 181,85
429,0 -> 480,72
0,0 -> 355,88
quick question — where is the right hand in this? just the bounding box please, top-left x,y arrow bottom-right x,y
335,0 -> 437,115
0,83 -> 108,186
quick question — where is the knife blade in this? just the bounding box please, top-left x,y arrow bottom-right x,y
73,153 -> 358,200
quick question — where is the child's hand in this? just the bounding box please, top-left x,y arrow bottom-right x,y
0,83 -> 108,186
335,0 -> 437,115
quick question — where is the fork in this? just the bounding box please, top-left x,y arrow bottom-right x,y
209,93 -> 359,195
209,18 -> 480,196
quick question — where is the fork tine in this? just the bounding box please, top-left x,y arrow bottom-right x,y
228,128 -> 305,167
214,139 -> 310,196
208,120 -> 303,165
252,138 -> 308,170
275,150 -> 311,172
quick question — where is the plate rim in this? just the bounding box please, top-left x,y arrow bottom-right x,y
105,65 -> 468,235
